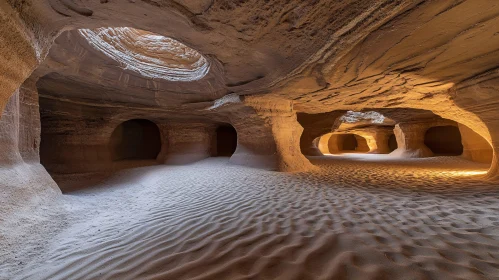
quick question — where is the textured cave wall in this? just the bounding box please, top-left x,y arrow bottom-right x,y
327,135 -> 341,154
39,97 -> 222,173
391,123 -> 434,158
1,0 -> 499,182
459,124 -> 493,164
161,123 -> 216,165
223,97 -> 313,172
451,74 -> 499,178
354,135 -> 370,153
0,82 -> 60,216
391,121 -> 460,158
317,133 -> 332,154
0,2 -> 46,114
40,99 -> 117,174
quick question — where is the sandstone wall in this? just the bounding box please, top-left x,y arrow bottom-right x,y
226,97 -> 313,172
161,123 -> 216,165
0,84 -> 60,216
459,124 -> 493,164
317,133 -> 332,154
0,0 -> 499,188
354,135 -> 370,153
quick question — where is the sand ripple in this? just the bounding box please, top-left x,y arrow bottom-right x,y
5,155 -> 499,280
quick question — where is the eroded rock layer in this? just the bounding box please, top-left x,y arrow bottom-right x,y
1,1 -> 499,278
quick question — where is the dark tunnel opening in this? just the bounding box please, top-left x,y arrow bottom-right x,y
424,126 -> 463,156
109,119 -> 161,161
216,125 -> 237,157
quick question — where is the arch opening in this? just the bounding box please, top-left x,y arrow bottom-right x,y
341,134 -> 357,151
215,125 -> 237,157
424,126 -> 463,156
328,134 -> 370,154
110,119 -> 161,161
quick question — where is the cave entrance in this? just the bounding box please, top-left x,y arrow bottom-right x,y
332,134 -> 369,153
110,119 -> 161,161
424,126 -> 463,156
388,134 -> 398,152
341,134 -> 357,151
216,125 -> 237,157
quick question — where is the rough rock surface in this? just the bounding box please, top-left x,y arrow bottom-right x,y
1,1 -> 499,279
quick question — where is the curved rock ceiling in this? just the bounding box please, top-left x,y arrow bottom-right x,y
78,27 -> 210,81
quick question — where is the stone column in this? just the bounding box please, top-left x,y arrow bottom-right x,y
390,123 -> 433,158
0,82 -> 60,216
160,123 -> 216,165
227,97 -> 313,172
0,89 -> 22,165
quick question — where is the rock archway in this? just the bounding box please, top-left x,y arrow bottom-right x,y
109,119 -> 161,161
424,125 -> 463,156
328,134 -> 369,154
2,2 -> 499,279
215,125 -> 237,157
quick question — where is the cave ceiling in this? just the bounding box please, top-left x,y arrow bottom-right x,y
28,0 -> 499,122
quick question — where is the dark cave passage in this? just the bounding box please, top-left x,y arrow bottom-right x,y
216,125 -> 237,157
424,126 -> 463,156
109,119 -> 162,161
388,134 -> 398,152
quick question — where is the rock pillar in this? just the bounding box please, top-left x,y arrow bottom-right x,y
227,97 -> 313,172
0,82 -> 60,216
390,123 -> 433,158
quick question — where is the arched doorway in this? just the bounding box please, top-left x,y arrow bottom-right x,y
424,126 -> 463,156
329,134 -> 370,153
109,119 -> 161,161
388,134 -> 398,152
341,134 -> 357,151
216,125 -> 237,157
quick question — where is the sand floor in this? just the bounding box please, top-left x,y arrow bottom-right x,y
1,155 -> 498,280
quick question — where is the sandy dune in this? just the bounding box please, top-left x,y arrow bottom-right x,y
1,155 -> 499,280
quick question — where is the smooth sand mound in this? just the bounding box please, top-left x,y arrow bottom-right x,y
1,156 -> 498,280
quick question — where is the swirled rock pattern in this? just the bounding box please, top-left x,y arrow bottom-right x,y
79,27 -> 210,81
